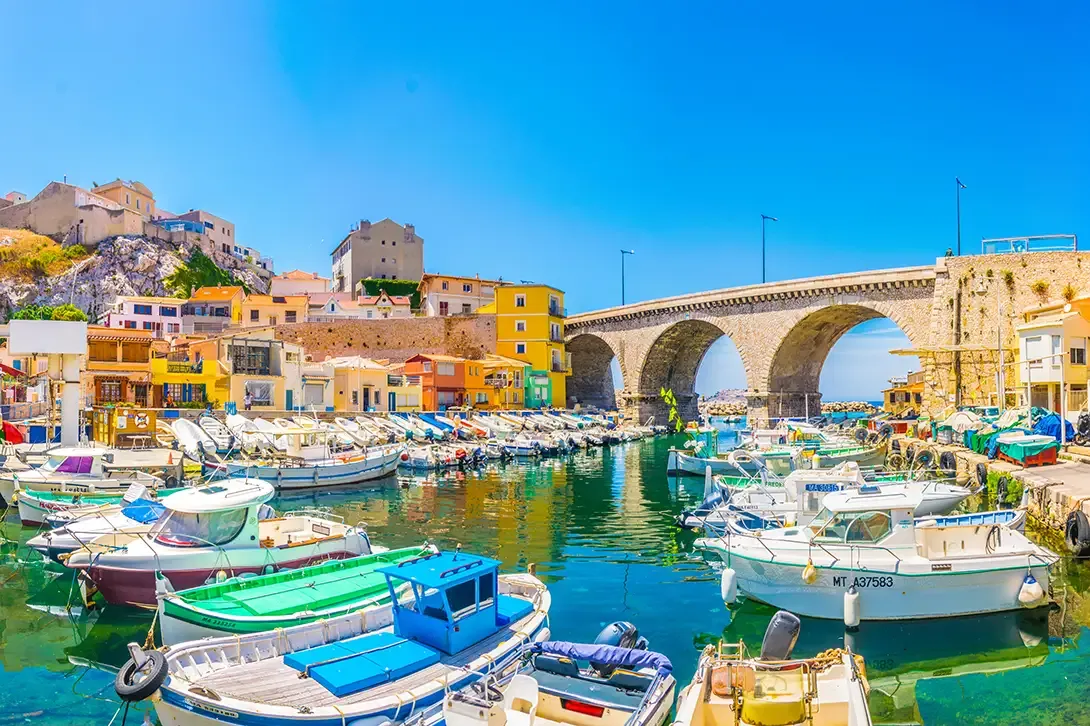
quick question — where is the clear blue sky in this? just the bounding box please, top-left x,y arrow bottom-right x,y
3,3 -> 1088,399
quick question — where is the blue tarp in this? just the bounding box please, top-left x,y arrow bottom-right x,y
120,498 -> 166,524
1033,413 -> 1075,442
984,428 -> 1031,459
531,641 -> 673,676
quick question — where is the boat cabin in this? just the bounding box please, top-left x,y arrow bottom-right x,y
803,487 -> 919,548
379,550 -> 532,655
151,479 -> 273,549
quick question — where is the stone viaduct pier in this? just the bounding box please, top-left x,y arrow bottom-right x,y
565,251 -> 1089,424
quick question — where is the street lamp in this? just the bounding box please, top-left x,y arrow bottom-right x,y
620,249 -> 635,305
956,178 -> 967,256
761,215 -> 778,284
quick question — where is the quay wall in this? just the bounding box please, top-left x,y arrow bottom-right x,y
273,315 -> 497,362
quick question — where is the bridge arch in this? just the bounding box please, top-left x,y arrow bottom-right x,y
566,333 -> 622,411
637,318 -> 751,423
762,303 -> 920,420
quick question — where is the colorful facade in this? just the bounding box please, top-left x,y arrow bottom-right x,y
102,295 -> 185,338
486,284 -> 567,408
403,354 -> 467,410
83,326 -> 159,406
418,273 -> 505,317
182,286 -> 245,334
241,294 -> 308,327
480,354 -> 530,409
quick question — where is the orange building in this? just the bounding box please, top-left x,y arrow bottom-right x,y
402,354 -> 467,410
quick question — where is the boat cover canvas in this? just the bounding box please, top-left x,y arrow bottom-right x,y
495,594 -> 534,626
1032,413 -> 1075,442
531,641 -> 673,676
120,499 -> 165,524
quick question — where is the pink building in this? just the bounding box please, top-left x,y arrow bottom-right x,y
101,296 -> 185,338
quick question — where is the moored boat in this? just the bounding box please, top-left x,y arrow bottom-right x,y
157,544 -> 436,644
26,494 -> 170,562
0,446 -> 162,506
118,550 -> 550,726
63,478 -> 379,607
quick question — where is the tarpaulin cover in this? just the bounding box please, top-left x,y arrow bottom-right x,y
2,422 -> 23,444
120,498 -> 166,524
1032,413 -> 1075,442
531,641 -> 673,676
985,428 -> 1031,459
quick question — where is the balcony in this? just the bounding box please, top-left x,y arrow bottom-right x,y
550,362 -> 569,373
549,305 -> 566,317
167,360 -> 203,374
387,374 -> 421,387
484,374 -> 510,387
550,331 -> 565,343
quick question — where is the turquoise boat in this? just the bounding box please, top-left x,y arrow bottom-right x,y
156,544 -> 433,644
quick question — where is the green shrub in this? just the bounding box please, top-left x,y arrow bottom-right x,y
358,277 -> 421,309
164,250 -> 248,297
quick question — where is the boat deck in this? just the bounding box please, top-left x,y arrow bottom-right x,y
189,618 -> 528,708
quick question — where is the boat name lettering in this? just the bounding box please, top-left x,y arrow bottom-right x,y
804,483 -> 842,492
833,575 -> 893,588
185,699 -> 238,718
931,563 -> 952,572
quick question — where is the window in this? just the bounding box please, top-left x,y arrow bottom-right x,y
125,193 -> 131,205
124,320 -> 137,329
244,380 -> 273,406
250,310 -> 260,322
475,392 -> 488,403
463,283 -> 473,293
136,199 -> 140,210
268,315 -> 277,326
152,507 -> 247,547
550,322 -> 562,341
98,380 -> 123,403
160,306 -> 177,317
1072,339 -> 1087,365
439,301 -> 449,316
438,390 -> 457,405
381,274 -> 387,279
441,281 -> 449,290
132,303 -> 152,315
516,342 -> 526,355
366,310 -> 374,318
438,362 -> 456,376
392,240 -> 396,246
382,240 -> 386,245
285,311 -> 297,323
515,320 -> 526,332
381,258 -> 386,263
512,391 -> 520,403
422,362 -> 432,372
515,295 -> 526,308
812,509 -> 892,544
142,321 -> 153,330
227,229 -> 231,236
351,390 -> 359,406
461,303 -> 472,314
1052,335 -> 1062,367
167,323 -> 180,333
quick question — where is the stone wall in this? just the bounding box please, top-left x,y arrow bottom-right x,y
274,315 -> 497,362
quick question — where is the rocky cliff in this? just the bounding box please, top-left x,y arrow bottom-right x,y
0,234 -> 269,320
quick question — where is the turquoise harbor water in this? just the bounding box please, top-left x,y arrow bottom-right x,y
2,434 -> 1090,724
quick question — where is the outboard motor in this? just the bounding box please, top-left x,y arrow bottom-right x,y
759,610 -> 801,661
591,621 -> 648,676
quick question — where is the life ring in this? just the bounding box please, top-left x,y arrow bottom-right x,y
115,650 -> 168,702
1065,509 -> 1090,556
939,451 -> 957,475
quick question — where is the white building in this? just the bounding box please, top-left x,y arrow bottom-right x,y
270,270 -> 331,297
1017,303 -> 1090,412
417,273 -> 506,317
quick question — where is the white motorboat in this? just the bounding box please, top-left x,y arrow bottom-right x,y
121,551 -> 550,726
224,414 -> 279,453
196,415 -> 235,453
0,446 -> 161,506
171,418 -> 217,459
27,488 -> 168,562
333,417 -> 379,447
63,478 -> 377,606
672,611 -> 872,726
699,487 -> 1057,621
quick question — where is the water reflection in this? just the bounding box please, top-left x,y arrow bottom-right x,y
0,436 -> 1088,724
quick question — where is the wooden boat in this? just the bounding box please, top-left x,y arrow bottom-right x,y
672,611 -> 872,726
209,433 -> 404,489
157,544 -> 435,644
0,446 -> 162,506
699,487 -> 1057,621
446,625 -> 675,726
63,478 -> 379,607
119,550 -> 550,726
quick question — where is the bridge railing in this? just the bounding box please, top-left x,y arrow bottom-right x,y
981,234 -> 1077,255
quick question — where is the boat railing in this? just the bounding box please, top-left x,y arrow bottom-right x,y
280,507 -> 343,522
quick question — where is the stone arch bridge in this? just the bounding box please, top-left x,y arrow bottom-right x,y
566,264 -> 944,425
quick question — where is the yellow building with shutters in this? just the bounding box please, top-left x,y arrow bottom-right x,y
479,284 -> 567,408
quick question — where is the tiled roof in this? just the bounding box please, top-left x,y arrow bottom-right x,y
189,286 -> 244,302
277,270 -> 329,281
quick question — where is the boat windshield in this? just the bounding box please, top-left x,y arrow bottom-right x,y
40,456 -> 95,474
150,508 -> 248,547
814,510 -> 893,544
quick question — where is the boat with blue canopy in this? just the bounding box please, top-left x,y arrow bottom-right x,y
121,548 -> 551,726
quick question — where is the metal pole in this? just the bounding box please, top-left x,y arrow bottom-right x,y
621,251 -> 625,306
955,178 -> 966,256
762,217 -> 766,284
996,287 -> 1005,411
1061,350 -> 1067,447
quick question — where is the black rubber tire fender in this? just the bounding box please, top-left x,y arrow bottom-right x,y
1064,509 -> 1090,555
975,462 -> 989,489
939,451 -> 957,475
995,474 -> 1010,504
115,650 -> 168,702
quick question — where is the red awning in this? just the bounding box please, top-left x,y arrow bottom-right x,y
0,362 -> 27,378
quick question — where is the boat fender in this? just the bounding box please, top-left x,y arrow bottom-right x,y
1063,509 -> 1090,555
759,610 -> 801,661
844,585 -> 861,630
720,568 -> 738,605
995,475 -> 1009,506
115,648 -> 167,702
802,559 -> 818,584
976,463 -> 989,490
1018,574 -> 1046,608
939,451 -> 957,475
400,452 -> 409,462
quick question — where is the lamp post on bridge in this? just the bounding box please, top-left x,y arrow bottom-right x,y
620,249 -> 635,305
956,178 -> 967,256
761,214 -> 777,284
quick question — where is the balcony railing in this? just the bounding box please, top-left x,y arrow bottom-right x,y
167,361 -> 203,374
549,305 -> 566,317
388,374 -> 422,387
550,332 -> 565,343
981,234 -> 1077,255
550,362 -> 569,373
